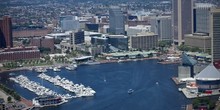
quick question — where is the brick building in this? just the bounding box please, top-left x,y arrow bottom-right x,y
31,36 -> 54,53
12,28 -> 52,38
0,46 -> 40,62
0,16 -> 13,48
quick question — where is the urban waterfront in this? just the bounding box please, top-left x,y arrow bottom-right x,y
0,60 -> 190,110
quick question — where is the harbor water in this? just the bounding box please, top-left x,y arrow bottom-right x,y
0,59 -> 190,110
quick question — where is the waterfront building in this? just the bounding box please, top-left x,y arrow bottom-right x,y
109,6 -> 125,35
129,32 -> 158,50
0,16 -> 13,48
184,33 -> 211,52
210,8 -> 220,63
178,66 -> 191,80
70,30 -> 85,45
172,0 -> 193,45
150,16 -> 172,41
89,46 -> 105,56
91,36 -> 109,52
195,64 -> 220,92
60,15 -> 80,31
194,64 -> 208,75
193,3 -> 216,33
107,35 -> 128,51
31,36 -> 55,53
181,52 -> 197,77
0,46 -> 40,62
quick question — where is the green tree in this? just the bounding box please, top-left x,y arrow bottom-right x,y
7,96 -> 12,103
22,39 -> 30,46
39,47 -> 51,53
177,45 -> 190,51
190,47 -> 202,52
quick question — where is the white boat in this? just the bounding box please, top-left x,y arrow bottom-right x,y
32,95 -> 66,107
53,67 -> 61,72
65,64 -> 77,71
37,73 -> 96,98
84,60 -> 100,65
47,67 -> 53,70
128,89 -> 134,94
35,68 -> 47,73
118,60 -> 123,63
65,66 -> 75,71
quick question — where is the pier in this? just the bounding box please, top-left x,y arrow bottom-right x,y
38,73 -> 96,97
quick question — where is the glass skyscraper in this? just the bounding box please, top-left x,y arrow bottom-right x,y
109,6 -> 125,35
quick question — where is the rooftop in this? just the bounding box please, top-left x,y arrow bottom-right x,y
182,52 -> 197,66
195,64 -> 220,80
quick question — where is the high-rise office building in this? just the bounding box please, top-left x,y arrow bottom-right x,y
150,16 -> 172,41
60,15 -> 80,31
210,8 -> 220,62
70,30 -> 85,45
172,0 -> 193,45
193,3 -> 216,34
109,6 -> 125,35
0,16 -> 13,48
129,32 -> 158,50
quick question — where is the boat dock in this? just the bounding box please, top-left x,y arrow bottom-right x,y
171,77 -> 185,85
10,75 -> 72,100
181,88 -> 220,99
157,61 -> 181,64
38,73 -> 96,97
20,97 -> 33,108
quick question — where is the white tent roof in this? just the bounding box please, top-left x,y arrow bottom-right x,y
195,64 -> 220,80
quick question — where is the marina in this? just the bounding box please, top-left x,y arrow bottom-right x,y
9,75 -> 72,100
38,73 -> 96,97
1,60 -> 190,110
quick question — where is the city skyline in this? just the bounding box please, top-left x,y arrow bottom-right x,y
0,0 -> 219,110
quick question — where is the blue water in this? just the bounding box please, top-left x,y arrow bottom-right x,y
0,60 -> 190,110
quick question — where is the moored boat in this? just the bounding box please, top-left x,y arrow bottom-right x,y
32,95 -> 66,107
84,60 -> 100,65
53,67 -> 61,72
65,66 -> 75,71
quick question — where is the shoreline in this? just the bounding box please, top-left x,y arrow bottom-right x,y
0,57 -> 159,74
